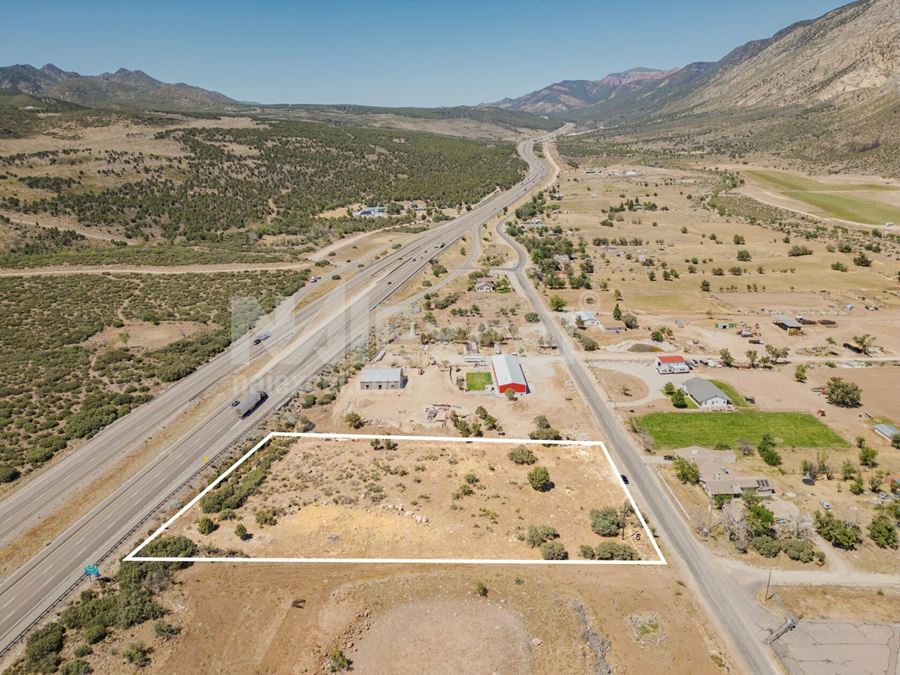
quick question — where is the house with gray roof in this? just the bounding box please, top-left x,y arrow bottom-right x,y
680,378 -> 732,408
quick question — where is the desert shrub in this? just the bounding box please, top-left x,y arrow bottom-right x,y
255,508 -> 278,526
593,541 -> 638,560
526,525 -> 560,548
196,516 -> 217,535
508,446 -> 537,465
153,620 -> 182,641
578,544 -> 597,560
527,466 -> 551,491
0,463 -> 21,482
329,647 -> 351,672
590,507 -> 623,536
83,624 -> 107,645
24,622 -> 65,673
123,641 -> 152,667
540,541 -> 568,560
60,660 -> 92,675
750,535 -> 781,558
780,538 -> 818,563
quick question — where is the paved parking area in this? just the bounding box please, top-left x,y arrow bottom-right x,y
774,621 -> 900,674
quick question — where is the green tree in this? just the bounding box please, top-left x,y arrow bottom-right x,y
700,279 -> 711,292
549,295 -> 566,311
527,466 -> 552,491
343,412 -> 364,429
868,512 -> 898,549
673,457 -> 700,485
235,523 -> 248,540
719,348 -> 734,367
794,365 -> 807,382
197,516 -> 217,535
671,389 -> 688,408
825,377 -> 861,407
859,446 -> 878,467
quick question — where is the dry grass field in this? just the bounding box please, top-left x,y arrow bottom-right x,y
74,564 -> 730,675
161,436 -> 655,562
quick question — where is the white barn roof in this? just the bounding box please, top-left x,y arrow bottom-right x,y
491,354 -> 526,386
360,367 -> 402,383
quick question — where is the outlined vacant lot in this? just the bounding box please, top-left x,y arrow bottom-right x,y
127,432 -> 665,565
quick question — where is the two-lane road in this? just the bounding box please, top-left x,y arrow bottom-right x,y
495,145 -> 780,675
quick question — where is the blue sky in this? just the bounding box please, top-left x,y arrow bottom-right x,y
2,0 -> 847,107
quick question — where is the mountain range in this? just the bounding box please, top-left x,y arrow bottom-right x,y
495,0 -> 898,124
0,63 -> 239,112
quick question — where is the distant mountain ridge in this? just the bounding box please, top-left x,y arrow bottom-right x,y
495,0 -> 898,123
493,67 -> 679,115
0,63 -> 239,112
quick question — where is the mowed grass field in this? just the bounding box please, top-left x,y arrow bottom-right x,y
744,169 -> 900,225
640,411 -> 847,449
466,371 -> 494,391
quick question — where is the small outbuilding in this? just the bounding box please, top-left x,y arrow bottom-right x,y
773,314 -> 803,334
874,423 -> 899,443
360,367 -> 405,391
681,377 -> 731,408
491,354 -> 528,395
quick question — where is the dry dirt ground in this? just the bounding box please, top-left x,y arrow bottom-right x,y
163,436 -> 655,562
78,565 -> 731,675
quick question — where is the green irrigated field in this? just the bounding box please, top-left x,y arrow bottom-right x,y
744,169 -> 900,225
466,371 -> 493,391
639,411 -> 847,449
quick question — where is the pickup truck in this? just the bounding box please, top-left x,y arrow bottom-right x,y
252,331 -> 271,345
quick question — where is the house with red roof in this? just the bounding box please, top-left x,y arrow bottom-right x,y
655,355 -> 690,374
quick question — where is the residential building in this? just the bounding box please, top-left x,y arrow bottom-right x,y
565,310 -> 599,328
656,355 -> 690,374
675,447 -> 774,498
474,277 -> 496,293
597,315 -> 626,333
681,378 -> 731,408
360,367 -> 404,391
490,354 -> 528,395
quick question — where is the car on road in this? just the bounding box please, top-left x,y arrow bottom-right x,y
620,474 -> 630,485
819,500 -> 832,510
252,330 -> 271,345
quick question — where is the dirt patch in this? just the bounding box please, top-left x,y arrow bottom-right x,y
90,320 -> 206,350
77,565 -> 730,675
350,599 -> 531,674
593,368 -> 649,403
771,586 -> 900,623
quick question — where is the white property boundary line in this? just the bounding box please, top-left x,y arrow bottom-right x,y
125,432 -> 666,566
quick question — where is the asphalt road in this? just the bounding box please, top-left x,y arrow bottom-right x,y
0,129 -> 564,656
496,181 -> 780,672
